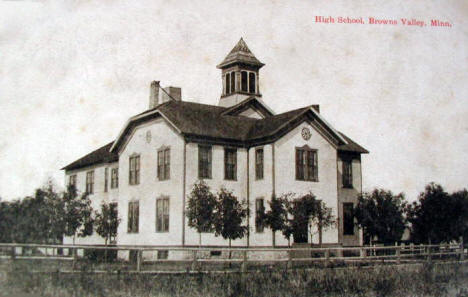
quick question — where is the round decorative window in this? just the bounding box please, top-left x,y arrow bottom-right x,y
301,127 -> 311,140
146,130 -> 152,143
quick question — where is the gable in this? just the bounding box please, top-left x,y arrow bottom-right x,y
221,97 -> 274,118
238,107 -> 265,119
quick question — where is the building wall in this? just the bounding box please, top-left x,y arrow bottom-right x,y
337,153 -> 362,246
63,161 -> 118,245
248,144 -> 275,246
117,118 -> 185,246
184,143 -> 248,247
274,121 -> 340,245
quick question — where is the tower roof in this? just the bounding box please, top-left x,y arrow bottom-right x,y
217,38 -> 265,69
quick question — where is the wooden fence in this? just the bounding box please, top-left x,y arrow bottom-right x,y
0,242 -> 465,273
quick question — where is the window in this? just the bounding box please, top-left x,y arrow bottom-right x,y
104,168 -> 108,192
157,250 -> 168,260
68,174 -> 77,188
225,73 -> 230,94
255,198 -> 265,233
249,72 -> 256,93
111,168 -> 119,189
156,197 -> 169,232
129,155 -> 140,185
230,71 -> 235,93
198,145 -> 212,179
241,71 -> 248,92
157,148 -> 170,180
127,201 -> 139,233
86,171 -> 94,194
295,147 -> 318,181
343,203 -> 354,235
255,148 -> 264,180
342,159 -> 353,188
224,148 -> 237,180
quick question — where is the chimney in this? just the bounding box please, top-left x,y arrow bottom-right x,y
160,86 -> 182,103
312,104 -> 320,113
149,81 -> 160,109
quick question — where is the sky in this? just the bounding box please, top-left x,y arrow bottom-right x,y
0,0 -> 467,201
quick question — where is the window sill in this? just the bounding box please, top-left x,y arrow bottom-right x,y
342,186 -> 354,189
295,179 -> 319,182
156,231 -> 169,233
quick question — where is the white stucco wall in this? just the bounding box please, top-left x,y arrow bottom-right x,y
117,118 -> 185,246
184,143 -> 248,247
274,120 -> 339,245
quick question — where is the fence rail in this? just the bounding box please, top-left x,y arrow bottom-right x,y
0,242 -> 465,273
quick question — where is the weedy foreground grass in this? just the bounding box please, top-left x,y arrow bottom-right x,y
1,262 -> 468,297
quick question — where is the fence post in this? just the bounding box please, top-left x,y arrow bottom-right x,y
360,247 -> 366,258
136,250 -> 142,272
10,247 -> 15,260
287,250 -> 293,270
241,250 -> 248,273
72,248 -> 77,271
426,245 -> 432,263
191,250 -> 198,271
460,236 -> 465,261
396,247 -> 401,264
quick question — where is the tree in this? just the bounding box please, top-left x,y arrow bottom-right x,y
264,193 -> 291,247
62,185 -> 94,244
288,192 -> 319,245
450,189 -> 468,244
354,189 -> 407,245
310,200 -> 335,247
186,180 -> 217,247
213,187 -> 248,256
95,202 -> 120,246
406,183 -> 454,244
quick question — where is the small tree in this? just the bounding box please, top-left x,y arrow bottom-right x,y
289,192 -> 317,245
354,189 -> 407,245
264,193 -> 291,247
63,185 -> 94,244
186,180 -> 217,247
310,200 -> 335,247
213,187 -> 248,257
95,202 -> 120,246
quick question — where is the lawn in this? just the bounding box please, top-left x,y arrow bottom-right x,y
1,261 -> 468,297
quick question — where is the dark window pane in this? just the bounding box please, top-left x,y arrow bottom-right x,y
255,148 -> 263,180
241,71 -> 248,92
343,203 -> 354,235
249,72 -> 256,93
230,72 -> 235,93
226,73 -> 230,94
255,198 -> 265,233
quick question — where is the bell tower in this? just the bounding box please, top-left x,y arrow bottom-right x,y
217,38 -> 264,107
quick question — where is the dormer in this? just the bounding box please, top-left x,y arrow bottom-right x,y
217,38 -> 264,107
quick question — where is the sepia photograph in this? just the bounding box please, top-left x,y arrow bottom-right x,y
0,0 -> 467,296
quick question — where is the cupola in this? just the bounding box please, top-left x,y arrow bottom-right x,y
217,38 -> 264,107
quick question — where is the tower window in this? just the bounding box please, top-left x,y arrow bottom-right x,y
241,71 -> 248,92
225,73 -> 230,95
249,72 -> 256,93
230,72 -> 235,93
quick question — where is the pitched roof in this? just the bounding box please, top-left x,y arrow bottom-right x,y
64,99 -> 368,171
338,132 -> 369,154
217,38 -> 265,69
62,141 -> 118,171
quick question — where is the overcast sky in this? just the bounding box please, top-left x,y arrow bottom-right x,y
0,0 -> 467,201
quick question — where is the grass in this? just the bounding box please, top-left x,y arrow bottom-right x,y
1,261 -> 468,297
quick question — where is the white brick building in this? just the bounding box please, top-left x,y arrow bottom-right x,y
62,39 -> 368,256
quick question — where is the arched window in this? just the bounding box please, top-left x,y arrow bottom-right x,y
249,72 -> 256,93
225,73 -> 230,94
230,72 -> 235,93
241,71 -> 248,92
